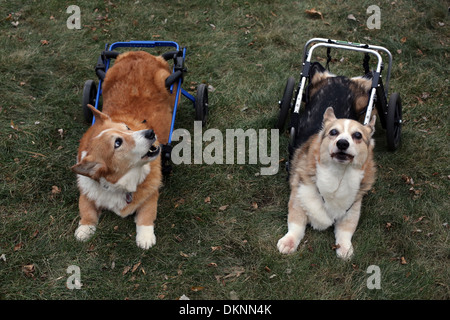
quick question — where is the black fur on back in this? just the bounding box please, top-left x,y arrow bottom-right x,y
290,62 -> 370,150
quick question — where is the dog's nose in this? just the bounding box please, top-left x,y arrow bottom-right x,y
144,129 -> 155,140
336,139 -> 349,151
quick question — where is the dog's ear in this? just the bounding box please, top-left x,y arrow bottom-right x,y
71,155 -> 106,180
323,107 -> 337,123
366,115 -> 376,136
88,104 -> 110,124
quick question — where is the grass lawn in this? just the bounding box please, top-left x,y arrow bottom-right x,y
0,0 -> 448,300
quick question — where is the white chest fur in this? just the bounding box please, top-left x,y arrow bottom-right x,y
77,164 -> 150,215
316,163 -> 364,218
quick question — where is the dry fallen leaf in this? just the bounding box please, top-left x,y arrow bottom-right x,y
305,8 -> 323,19
347,14 -> 357,21
22,264 -> 35,277
51,185 -> 61,194
400,257 -> 407,265
413,216 -> 426,223
180,251 -> 190,258
191,286 -> 205,292
14,242 -> 24,251
174,198 -> 185,208
122,265 -> 131,275
40,39 -> 49,45
131,262 -> 141,273
219,205 -> 229,211
204,196 -> 211,203
401,174 -> 414,185
331,243 -> 341,250
222,266 -> 245,279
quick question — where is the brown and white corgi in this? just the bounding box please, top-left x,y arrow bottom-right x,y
278,107 -> 376,259
71,51 -> 176,249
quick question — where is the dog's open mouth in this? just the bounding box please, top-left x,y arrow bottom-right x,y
143,144 -> 160,159
331,152 -> 354,162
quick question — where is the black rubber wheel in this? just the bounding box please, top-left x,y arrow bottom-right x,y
386,92 -> 402,151
82,80 -> 97,124
195,83 -> 209,126
277,76 -> 295,131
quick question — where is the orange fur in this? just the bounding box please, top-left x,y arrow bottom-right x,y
72,51 -> 176,249
102,51 -> 177,144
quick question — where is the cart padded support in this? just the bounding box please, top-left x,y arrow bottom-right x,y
164,50 -> 186,90
95,56 -> 106,81
371,71 -> 380,89
102,50 -> 120,60
300,61 -> 311,77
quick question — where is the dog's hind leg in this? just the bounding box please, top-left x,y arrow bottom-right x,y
277,189 -> 308,254
334,200 -> 362,260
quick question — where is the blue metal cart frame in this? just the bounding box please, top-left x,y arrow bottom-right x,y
91,40 -> 196,146
82,40 -> 209,174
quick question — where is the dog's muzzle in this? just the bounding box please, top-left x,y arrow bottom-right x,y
142,129 -> 160,159
145,144 -> 160,158
332,139 -> 354,162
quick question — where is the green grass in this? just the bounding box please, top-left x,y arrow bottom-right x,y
1,0 -> 449,300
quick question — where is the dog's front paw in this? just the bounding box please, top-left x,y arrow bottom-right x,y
336,242 -> 354,260
136,225 -> 156,250
75,224 -> 96,242
277,233 -> 301,254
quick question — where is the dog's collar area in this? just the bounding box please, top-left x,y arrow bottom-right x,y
126,192 -> 133,204
316,187 -> 355,214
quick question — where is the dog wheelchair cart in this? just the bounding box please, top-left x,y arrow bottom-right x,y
277,38 -> 402,160
81,40 -> 209,175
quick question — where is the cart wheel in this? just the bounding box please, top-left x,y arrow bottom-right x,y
277,76 -> 295,131
195,84 -> 209,126
386,92 -> 402,151
82,80 -> 97,124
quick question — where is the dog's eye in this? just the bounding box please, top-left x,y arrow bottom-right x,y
126,125 -> 131,130
329,129 -> 339,136
114,138 -> 123,149
352,132 -> 362,140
